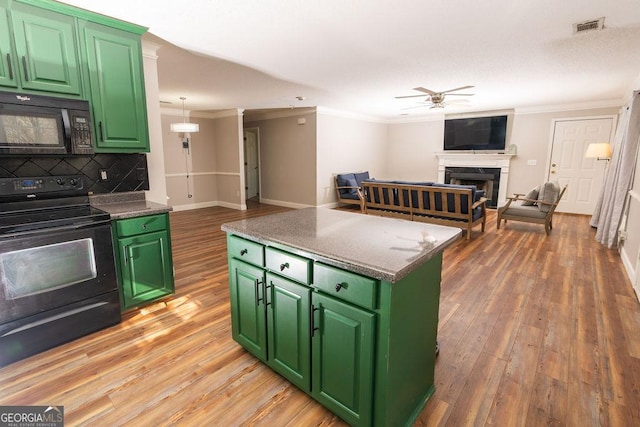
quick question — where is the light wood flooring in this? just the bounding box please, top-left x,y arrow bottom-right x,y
1,204 -> 639,426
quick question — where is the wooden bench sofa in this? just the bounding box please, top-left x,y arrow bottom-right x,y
360,180 -> 487,239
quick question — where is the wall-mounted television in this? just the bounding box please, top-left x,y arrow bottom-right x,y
443,115 -> 508,151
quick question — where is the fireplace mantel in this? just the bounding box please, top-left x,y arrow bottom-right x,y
436,152 -> 515,206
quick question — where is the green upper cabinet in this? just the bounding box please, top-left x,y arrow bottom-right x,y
9,2 -> 81,95
0,4 -> 19,88
82,22 -> 149,152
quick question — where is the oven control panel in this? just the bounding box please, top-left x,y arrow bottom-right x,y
0,175 -> 85,197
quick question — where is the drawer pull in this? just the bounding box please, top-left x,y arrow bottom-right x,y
280,262 -> 289,271
335,283 -> 344,292
142,224 -> 147,229
240,249 -> 248,256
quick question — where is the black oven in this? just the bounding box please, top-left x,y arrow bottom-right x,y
0,176 -> 120,366
0,90 -> 93,155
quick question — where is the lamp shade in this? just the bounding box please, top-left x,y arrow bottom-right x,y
170,122 -> 199,133
585,143 -> 611,159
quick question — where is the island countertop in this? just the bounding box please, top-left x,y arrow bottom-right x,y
221,208 -> 461,283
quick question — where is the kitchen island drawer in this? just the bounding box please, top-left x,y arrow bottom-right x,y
115,214 -> 168,237
313,263 -> 378,310
265,247 -> 311,284
227,235 -> 264,267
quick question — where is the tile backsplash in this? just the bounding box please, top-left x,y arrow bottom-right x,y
0,154 -> 149,194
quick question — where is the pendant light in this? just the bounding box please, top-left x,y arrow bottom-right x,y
170,97 -> 199,133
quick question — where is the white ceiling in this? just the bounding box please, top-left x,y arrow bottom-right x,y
61,0 -> 640,120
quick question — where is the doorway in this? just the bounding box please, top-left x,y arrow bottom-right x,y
548,117 -> 615,215
243,128 -> 260,202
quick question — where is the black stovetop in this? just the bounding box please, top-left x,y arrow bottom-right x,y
0,176 -> 111,236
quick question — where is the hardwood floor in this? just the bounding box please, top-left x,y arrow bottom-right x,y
1,204 -> 639,426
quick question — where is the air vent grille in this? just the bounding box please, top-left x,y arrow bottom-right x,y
573,17 -> 605,34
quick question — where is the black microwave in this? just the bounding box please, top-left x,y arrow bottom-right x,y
0,91 -> 93,155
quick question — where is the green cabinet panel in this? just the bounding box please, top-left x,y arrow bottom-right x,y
266,272 -> 311,392
228,235 -> 264,267
10,2 -> 81,94
113,213 -> 175,311
0,4 -> 18,88
229,258 -> 267,361
313,262 -> 378,310
82,22 -> 149,152
265,246 -> 312,284
311,292 -> 375,427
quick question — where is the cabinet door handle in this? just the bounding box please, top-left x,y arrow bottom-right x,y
99,121 -> 104,141
21,56 -> 28,81
310,304 -> 319,337
240,249 -> 248,256
280,262 -> 289,271
6,54 -> 13,80
122,245 -> 128,265
255,279 -> 263,306
264,280 -> 272,307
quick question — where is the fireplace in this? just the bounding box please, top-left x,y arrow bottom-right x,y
445,167 -> 501,208
436,152 -> 515,208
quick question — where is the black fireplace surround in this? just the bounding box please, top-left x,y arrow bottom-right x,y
445,167 -> 500,208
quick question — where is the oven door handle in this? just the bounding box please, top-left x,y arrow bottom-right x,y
2,219 -> 112,239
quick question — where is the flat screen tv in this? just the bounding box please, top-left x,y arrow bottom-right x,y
444,115 -> 508,151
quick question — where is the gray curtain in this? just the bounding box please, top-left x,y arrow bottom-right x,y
590,91 -> 640,247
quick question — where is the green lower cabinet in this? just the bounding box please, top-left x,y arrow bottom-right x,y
311,292 -> 375,426
266,272 -> 311,392
113,214 -> 175,311
226,234 -> 442,426
229,258 -> 267,361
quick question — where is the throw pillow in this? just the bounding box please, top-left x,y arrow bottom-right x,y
537,181 -> 560,213
345,177 -> 358,195
521,186 -> 539,206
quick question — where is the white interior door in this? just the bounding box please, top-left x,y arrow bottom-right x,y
243,129 -> 259,199
549,117 -> 614,214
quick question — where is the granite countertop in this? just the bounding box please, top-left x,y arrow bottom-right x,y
89,192 -> 172,219
221,208 -> 461,283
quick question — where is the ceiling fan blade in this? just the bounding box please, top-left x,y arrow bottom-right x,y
442,85 -> 475,94
412,87 -> 437,96
395,94 -> 430,99
444,93 -> 475,96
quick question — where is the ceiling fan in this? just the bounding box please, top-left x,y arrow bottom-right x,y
395,86 -> 474,109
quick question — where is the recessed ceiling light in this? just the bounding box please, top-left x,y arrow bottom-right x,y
296,96 -> 306,101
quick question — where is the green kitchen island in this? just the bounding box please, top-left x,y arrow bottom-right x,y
221,208 -> 461,426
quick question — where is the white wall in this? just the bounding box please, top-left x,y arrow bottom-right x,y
386,118 -> 444,182
316,110 -> 388,206
245,110 -> 317,208
385,106 -> 620,196
162,110 -> 243,211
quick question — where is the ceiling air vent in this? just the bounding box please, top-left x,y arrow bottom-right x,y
573,17 -> 605,34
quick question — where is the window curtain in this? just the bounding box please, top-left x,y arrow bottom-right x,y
590,91 -> 640,247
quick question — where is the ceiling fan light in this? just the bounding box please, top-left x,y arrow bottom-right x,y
170,122 -> 200,133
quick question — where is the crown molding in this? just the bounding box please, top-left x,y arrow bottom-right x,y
514,99 -> 623,115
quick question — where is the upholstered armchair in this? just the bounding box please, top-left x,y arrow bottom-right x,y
497,181 -> 567,235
